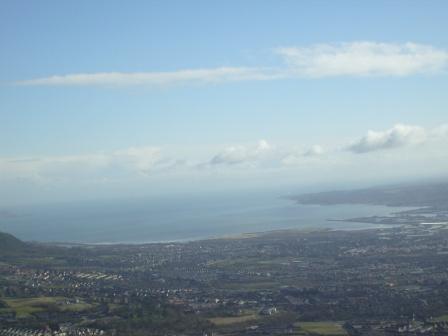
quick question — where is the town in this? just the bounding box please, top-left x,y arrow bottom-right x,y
1,220 -> 448,335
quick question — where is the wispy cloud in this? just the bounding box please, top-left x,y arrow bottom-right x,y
17,67 -> 279,87
432,124 -> 448,137
15,42 -> 448,87
303,145 -> 325,157
0,146 -> 169,183
281,145 -> 326,166
112,146 -> 162,175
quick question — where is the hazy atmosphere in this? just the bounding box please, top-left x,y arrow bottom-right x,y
2,2 -> 448,335
2,1 -> 448,207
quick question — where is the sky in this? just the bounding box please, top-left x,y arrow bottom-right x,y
1,0 -> 448,206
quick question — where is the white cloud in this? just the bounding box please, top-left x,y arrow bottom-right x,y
0,146 -> 164,183
281,145 -> 326,166
347,124 -> 427,154
15,42 -> 448,87
210,140 -> 274,166
303,145 -> 325,157
276,42 -> 448,77
112,146 -> 161,175
432,124 -> 448,138
1,123 -> 447,188
17,67 -> 278,87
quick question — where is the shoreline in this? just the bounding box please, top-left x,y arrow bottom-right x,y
38,224 -> 395,247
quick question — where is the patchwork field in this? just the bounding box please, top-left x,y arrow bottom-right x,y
295,322 -> 348,335
209,313 -> 259,326
0,297 -> 93,318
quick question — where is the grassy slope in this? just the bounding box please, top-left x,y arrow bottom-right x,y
0,232 -> 27,255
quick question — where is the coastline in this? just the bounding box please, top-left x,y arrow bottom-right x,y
2,195 -> 414,245
42,225 -> 392,247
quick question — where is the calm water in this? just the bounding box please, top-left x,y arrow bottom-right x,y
0,191 -> 406,244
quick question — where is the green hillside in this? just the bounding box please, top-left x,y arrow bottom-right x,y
0,231 -> 27,254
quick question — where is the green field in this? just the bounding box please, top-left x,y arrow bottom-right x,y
220,281 -> 279,291
209,313 -> 259,326
1,297 -> 93,318
295,322 -> 348,335
435,314 -> 448,322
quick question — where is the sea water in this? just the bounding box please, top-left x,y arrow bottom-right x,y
0,190 -> 407,244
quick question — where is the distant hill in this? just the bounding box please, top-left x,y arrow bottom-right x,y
293,182 -> 448,209
0,231 -> 27,254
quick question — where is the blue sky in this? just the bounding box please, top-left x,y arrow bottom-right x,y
1,1 -> 448,206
